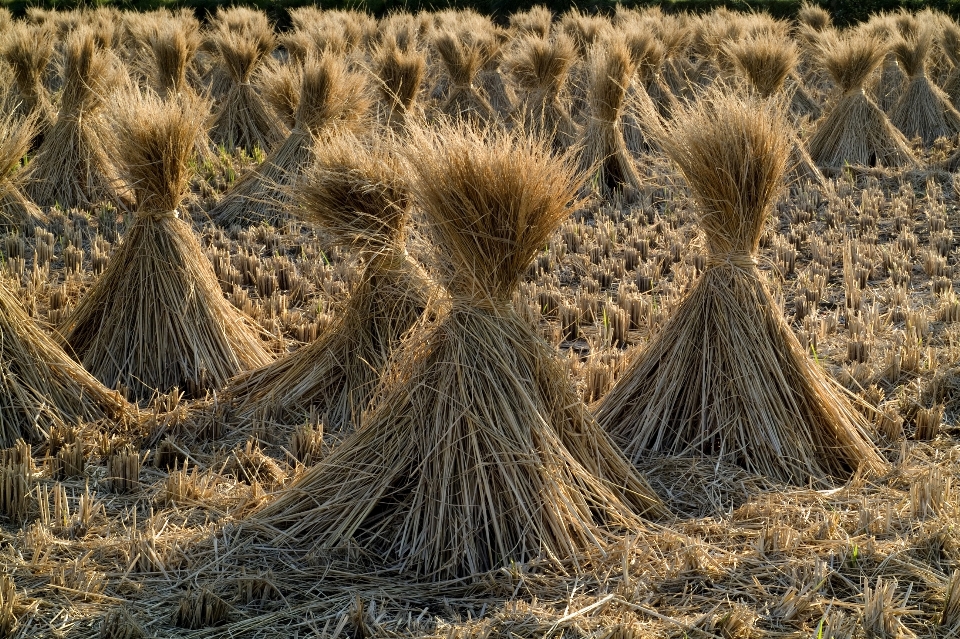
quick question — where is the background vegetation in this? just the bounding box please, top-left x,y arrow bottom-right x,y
3,0 -> 960,28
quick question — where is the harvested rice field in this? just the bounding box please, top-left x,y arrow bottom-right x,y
1,3 -> 960,638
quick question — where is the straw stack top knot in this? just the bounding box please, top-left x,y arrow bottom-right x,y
293,132 -> 409,254
587,35 -> 636,123
403,124 -> 582,304
61,26 -> 116,115
891,23 -> 933,78
821,29 -> 887,94
108,91 -> 208,214
505,33 -> 576,93
296,54 -> 370,135
661,92 -> 790,262
725,34 -> 798,98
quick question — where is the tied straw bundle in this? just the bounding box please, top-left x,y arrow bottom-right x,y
597,91 -> 887,487
889,24 -> 960,146
0,279 -> 132,448
432,30 -> 496,123
372,37 -> 427,131
619,30 -> 668,157
206,14 -> 286,154
24,27 -> 129,210
577,35 -> 644,197
210,54 -> 370,228
225,132 -> 430,430
0,109 -> 45,229
248,123 -> 664,581
1,23 -> 55,140
504,33 -> 580,151
807,29 -> 917,169
58,91 -> 271,403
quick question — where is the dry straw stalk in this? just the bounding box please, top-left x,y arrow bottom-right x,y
225,132 -> 430,430
0,109 -> 46,230
58,91 -> 271,403
597,91 -> 887,486
249,123 -> 664,581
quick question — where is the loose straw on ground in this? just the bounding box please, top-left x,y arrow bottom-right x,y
209,54 -> 370,228
248,123 -> 665,581
596,91 -> 887,487
225,132 -> 430,430
57,91 -> 271,403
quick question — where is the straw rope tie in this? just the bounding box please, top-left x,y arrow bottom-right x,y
707,252 -> 758,270
141,209 -> 181,221
453,294 -> 514,314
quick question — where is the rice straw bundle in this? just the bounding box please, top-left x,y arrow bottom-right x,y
619,30 -> 668,156
258,58 -> 301,130
281,10 -> 364,63
477,29 -> 516,118
623,28 -> 676,120
504,33 -> 579,151
207,18 -> 286,153
559,9 -> 611,121
807,30 -> 917,169
373,40 -> 426,130
867,18 -> 906,114
889,25 -> 960,146
597,92 -> 887,487
248,123 -> 664,580
58,91 -> 271,403
939,19 -> 960,107
797,2 -> 831,32
145,17 -> 201,99
0,279 -> 131,447
378,11 -> 427,53
432,30 -> 495,123
576,36 -> 643,196
657,15 -> 697,100
210,55 -> 370,228
0,110 -> 45,230
23,28 -> 129,210
225,133 -> 430,429
509,5 -> 553,38
1,23 -> 55,137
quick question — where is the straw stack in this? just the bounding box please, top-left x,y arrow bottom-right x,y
24,28 -> 129,210
509,5 -> 552,38
807,29 -> 917,169
0,280 -> 131,447
58,91 -> 271,403
207,14 -> 286,153
248,124 -> 665,580
145,16 -> 201,99
597,92 -> 887,487
504,33 -> 579,151
939,19 -> 960,108
0,109 -> 44,230
225,133 -> 430,430
209,54 -> 370,228
576,35 -> 643,197
432,29 -> 495,123
1,23 -> 55,139
372,37 -> 426,130
620,30 -> 668,156
889,25 -> 960,145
